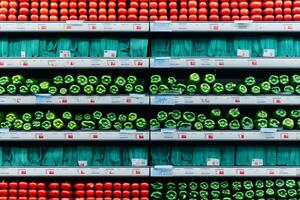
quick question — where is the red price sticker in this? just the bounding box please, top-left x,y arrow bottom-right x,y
64,25 -> 72,30
15,97 -> 21,104
237,169 -> 245,175
135,60 -> 144,66
107,60 -> 116,66
216,169 -> 224,175
126,98 -> 132,104
179,134 -> 187,139
133,24 -> 142,30
239,133 -> 245,139
91,133 -> 98,139
273,98 -> 282,104
267,169 -> 275,175
186,60 -> 196,66
136,134 -> 144,139
89,25 -> 97,30
234,98 -> 240,103
19,169 -> 27,175
206,133 -> 214,140
105,169 -> 114,175
133,169 -> 141,175
36,134 -> 44,139
46,169 -> 54,175
89,98 -> 95,104
38,25 -> 47,30
59,98 -> 68,104
218,61 -> 224,66
280,133 -> 289,139
66,133 -> 73,139
21,61 -> 29,67
0,61 -> 4,66
210,24 -> 220,31
285,24 -> 293,30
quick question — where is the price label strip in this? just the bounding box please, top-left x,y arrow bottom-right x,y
153,96 -> 176,105
151,21 -> 172,32
152,165 -> 173,176
153,57 -> 171,68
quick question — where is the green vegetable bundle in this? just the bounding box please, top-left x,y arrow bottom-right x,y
150,73 -> 300,95
151,179 -> 300,200
1,111 -> 147,131
151,108 -> 300,130
0,74 -> 144,95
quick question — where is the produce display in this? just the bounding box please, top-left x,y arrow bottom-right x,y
151,108 -> 300,130
151,179 -> 300,199
0,145 -> 147,166
0,181 -> 149,199
151,143 -> 300,166
149,0 -> 300,21
0,0 -> 149,21
0,74 -> 145,95
0,110 -> 147,131
0,37 -> 148,58
152,36 -> 300,57
150,73 -> 300,95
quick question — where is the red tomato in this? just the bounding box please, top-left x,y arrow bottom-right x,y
20,2 -> 29,8
8,197 -> 17,200
264,15 -> 275,20
9,2 -> 18,9
170,9 -> 178,15
50,2 -> 58,9
69,2 -> 77,9
49,9 -> 58,15
293,8 -> 300,14
37,184 -> 45,190
293,1 -> 300,7
180,8 -> 187,15
231,8 -> 239,15
37,198 -> 47,200
75,190 -> 85,197
18,14 -> 28,20
284,7 -> 291,14
264,1 -> 274,8
250,2 -> 262,8
209,2 -> 218,8
99,8 -> 106,15
50,15 -> 58,21
31,2 -> 39,8
239,2 -> 248,9
99,2 -> 106,8
263,8 -> 274,15
9,8 -> 17,15
98,15 -> 107,21
95,190 -> 103,197
131,190 -> 139,197
86,190 -> 95,197
250,8 -> 262,15
275,7 -> 282,14
104,190 -> 112,197
118,2 -> 126,8
188,1 -> 197,7
150,9 -> 157,15
220,8 -> 230,15
221,15 -> 231,21
210,8 -> 219,15
198,15 -> 208,21
118,8 -> 126,15
140,190 -> 149,197
140,15 -> 149,21
0,183 -> 7,191
189,8 -> 197,15
140,2 -> 148,9
89,2 -> 98,9
275,14 -> 283,20
199,2 -> 207,8
89,8 -> 97,15
40,8 -> 48,15
0,190 -> 7,196
275,0 -> 283,7
0,8 -> 7,15
49,190 -> 59,198
113,190 -> 121,198
49,183 -> 59,190
128,8 -> 138,15
240,15 -> 250,20
60,2 -> 68,9
18,198 -> 27,200
30,8 -> 39,15
28,198 -> 37,200
29,183 -> 37,190
7,15 -> 16,21
284,1 -> 292,7
61,191 -> 72,198
122,191 -> 130,198
140,9 -> 148,15
28,190 -> 37,197
239,8 -> 248,15
180,2 -> 187,8
221,2 -> 229,8
19,189 -> 28,197
158,2 -> 166,9
150,2 -> 157,9
61,15 -> 69,21
37,190 -> 47,197
209,15 -> 220,21
78,2 -> 87,8
140,198 -> 149,200
293,14 -> 300,20
60,9 -> 68,15
169,2 -> 177,9
198,8 -> 207,15
0,1 -> 8,8
122,183 -> 130,191
40,2 -> 48,8
131,184 -> 139,190
284,14 -> 292,20
113,183 -> 121,190
230,2 -> 238,8
19,8 -> 29,15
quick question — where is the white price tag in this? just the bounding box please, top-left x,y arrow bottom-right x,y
120,129 -> 137,133
0,128 -> 9,133
153,96 -> 175,105
252,158 -> 263,166
78,160 -> 88,167
104,50 -> 117,58
152,21 -> 171,32
234,20 -> 253,24
263,49 -> 275,57
261,128 -> 276,138
207,158 -> 220,166
153,57 -> 171,68
131,159 -> 147,166
59,50 -> 71,58
152,165 -> 173,176
35,94 -> 51,104
237,49 -> 250,57
21,51 -> 26,58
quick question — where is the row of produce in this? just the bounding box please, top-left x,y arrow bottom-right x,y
0,111 -> 147,131
150,73 -> 300,95
0,108 -> 299,131
0,0 -> 150,21
151,144 -> 300,166
0,145 -> 147,166
151,108 -> 299,130
151,179 -> 300,200
0,181 -> 149,199
1,73 -> 300,96
0,75 -> 144,95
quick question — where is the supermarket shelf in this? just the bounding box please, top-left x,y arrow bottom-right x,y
151,130 -> 296,141
0,58 -> 149,68
150,21 -> 297,32
0,22 -> 149,32
1,95 -> 149,105
0,167 -> 149,177
150,57 -> 300,68
0,131 -> 149,141
151,166 -> 300,177
151,95 -> 298,105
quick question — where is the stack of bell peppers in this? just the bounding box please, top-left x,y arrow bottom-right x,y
0,74 -> 144,96
150,73 -> 300,95
151,179 -> 300,200
0,110 -> 147,131
151,108 -> 300,130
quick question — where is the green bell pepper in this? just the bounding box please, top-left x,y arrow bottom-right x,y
158,84 -> 169,94
19,85 -> 29,95
277,188 -> 287,198
260,81 -> 271,93
48,86 -> 57,95
69,85 -> 81,95
151,191 -> 162,199
212,82 -> 224,94
118,114 -> 127,123
233,192 -> 244,200
227,108 -> 240,119
244,76 -> 256,87
187,84 -> 197,95
199,83 -> 211,94
291,74 -> 300,85
268,118 -> 280,128
39,81 -> 50,92
34,111 -> 44,121
0,76 -> 10,87
64,75 -> 75,85
276,179 -> 285,188
151,75 -> 162,85
288,189 -> 297,197
282,118 -> 294,129
150,119 -> 160,130
128,112 -> 137,122
30,85 -> 40,94
268,75 -> 279,86
251,85 -> 261,95
124,121 -> 134,129
266,188 -> 275,197
149,84 -> 158,95
290,109 -> 300,119
210,182 -> 220,190
13,119 -> 23,130
127,75 -> 137,85
101,75 -> 112,86
59,88 -> 68,95
167,76 -> 177,86
255,119 -> 268,129
114,76 -> 126,87
265,180 -> 274,188
164,119 -> 176,129
274,109 -> 287,120
255,180 -> 264,189
243,181 -> 253,190
7,84 -> 17,95
167,182 -> 176,191
136,118 -> 147,130
125,84 -> 133,93
88,76 -> 99,86
62,111 -> 73,121
229,119 -> 240,130
225,82 -> 236,93
286,179 -> 296,188
23,123 -> 31,131
157,111 -> 168,122
183,111 -> 196,123
22,113 -> 32,123
279,75 -> 289,85
53,118 -> 64,130
169,110 -> 181,121
113,121 -> 122,130
241,116 -> 254,130
67,121 -> 78,130
176,83 -> 186,94
81,121 -> 95,130
210,109 -> 221,119
194,121 -> 203,130
109,85 -> 119,95
256,110 -> 268,119
236,84 -> 247,95
166,190 -> 177,200
204,119 -> 215,130
42,120 -> 52,130
189,73 -> 200,84
12,75 -> 24,86
271,86 -> 281,94
199,190 -> 208,198
106,112 -> 116,122
32,120 -> 41,130
83,85 -> 94,95
46,111 -> 56,121
189,182 -> 198,191
255,190 -> 264,198
197,113 -> 206,123
204,74 -> 216,85
179,191 -> 187,199
178,182 -> 187,191
232,181 -> 242,191
95,84 -> 106,95
6,112 -> 18,123
83,113 -> 92,121
134,84 -> 144,94
76,75 -> 88,86
53,76 -> 64,86
99,118 -> 111,130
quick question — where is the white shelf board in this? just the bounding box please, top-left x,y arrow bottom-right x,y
0,58 -> 149,68
151,130 -> 297,141
1,95 -> 149,105
150,57 -> 300,68
0,131 -> 149,141
0,22 -> 149,32
151,95 -> 299,105
150,21 -> 298,32
151,166 -> 300,177
0,167 -> 149,177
